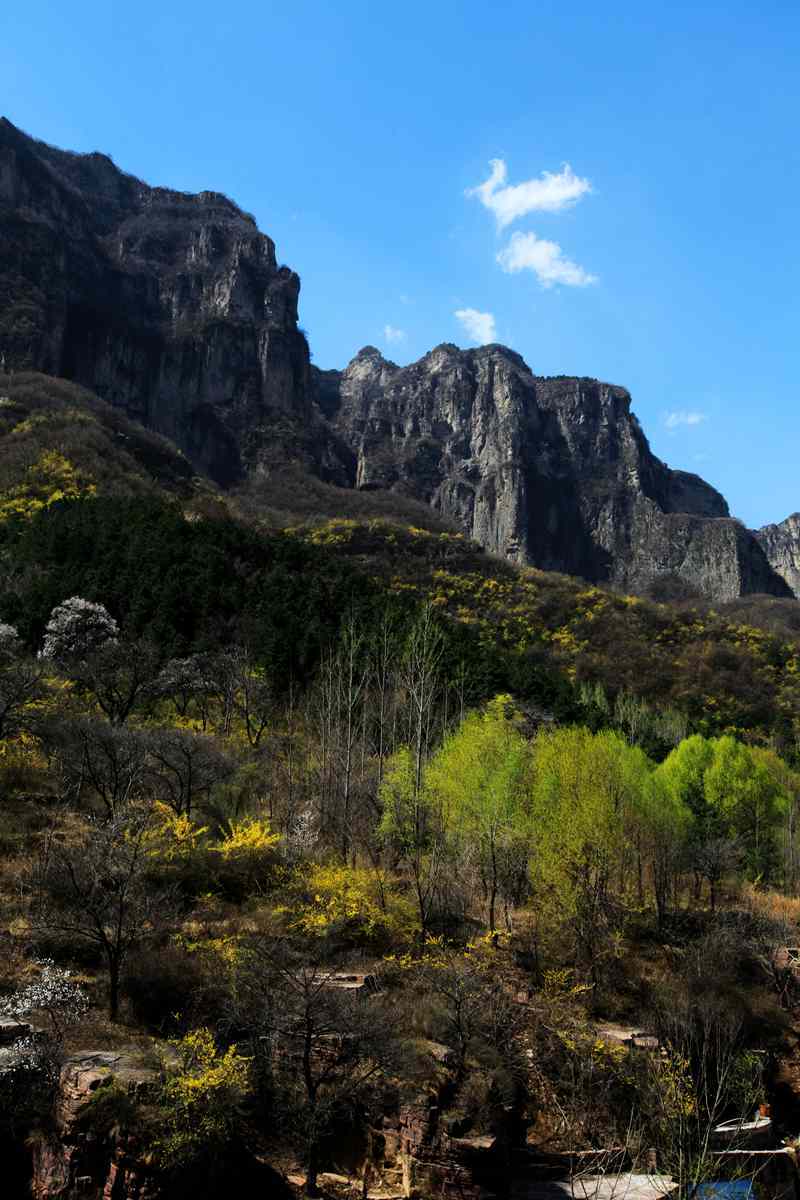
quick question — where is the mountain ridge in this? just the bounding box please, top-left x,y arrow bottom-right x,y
0,117 -> 795,601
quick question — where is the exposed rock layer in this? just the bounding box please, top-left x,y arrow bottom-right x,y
0,118 -> 795,601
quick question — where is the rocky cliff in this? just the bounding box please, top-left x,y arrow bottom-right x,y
0,117 -> 317,483
757,515 -> 800,599
320,344 -> 790,600
0,118 -> 795,601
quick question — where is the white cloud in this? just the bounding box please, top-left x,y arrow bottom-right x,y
383,324 -> 407,344
455,308 -> 497,344
496,231 -> 597,288
468,158 -> 592,228
664,410 -> 708,430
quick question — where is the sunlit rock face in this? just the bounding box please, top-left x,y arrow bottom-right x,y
757,514 -> 800,598
319,343 -> 790,601
0,117 -> 314,484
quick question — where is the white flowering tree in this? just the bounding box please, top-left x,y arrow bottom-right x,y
0,960 -> 89,1133
39,596 -> 119,661
0,958 -> 89,1040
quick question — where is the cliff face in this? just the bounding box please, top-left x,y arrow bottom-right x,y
757,514 -> 800,598
0,117 -> 315,483
321,343 -> 789,600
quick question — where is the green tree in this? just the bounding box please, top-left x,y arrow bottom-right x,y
528,727 -> 652,984
379,746 -> 444,936
704,736 -> 787,882
426,695 -> 529,933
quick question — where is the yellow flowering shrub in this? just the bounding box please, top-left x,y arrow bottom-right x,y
283,862 -> 417,944
0,450 -> 96,521
210,815 -> 280,860
145,802 -> 209,862
153,1027 -> 252,1167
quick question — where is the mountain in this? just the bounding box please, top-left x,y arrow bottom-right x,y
0,371 -> 214,511
0,117 -> 795,601
0,116 -> 320,484
320,344 -> 789,600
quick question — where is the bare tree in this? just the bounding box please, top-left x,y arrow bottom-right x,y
145,727 -> 232,819
69,638 -> 161,726
31,807 -> 178,1020
0,653 -> 43,740
234,939 -> 399,1196
47,717 -> 149,818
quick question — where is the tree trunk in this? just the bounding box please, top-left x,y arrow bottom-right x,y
108,953 -> 120,1022
305,1143 -> 320,1198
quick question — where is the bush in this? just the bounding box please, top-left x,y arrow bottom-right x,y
151,1028 -> 252,1170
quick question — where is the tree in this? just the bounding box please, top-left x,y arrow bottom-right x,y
0,630 -> 43,741
426,696 -> 529,933
379,746 -> 446,937
32,806 -> 178,1020
410,938 -> 524,1092
154,654 -> 220,728
68,638 -> 161,725
153,1027 -> 252,1171
704,737 -> 787,882
145,727 -> 232,820
659,734 -> 789,899
638,772 -> 691,925
528,727 -> 652,985
48,717 -> 149,818
39,596 -> 118,660
235,940 -> 399,1196
657,736 -> 722,903
0,958 -> 88,1040
378,606 -> 448,936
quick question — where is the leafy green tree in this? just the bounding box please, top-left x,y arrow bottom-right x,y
426,695 -> 529,933
657,735 -> 716,838
527,727 -> 653,984
704,736 -> 787,882
638,771 -> 691,925
379,746 -> 444,936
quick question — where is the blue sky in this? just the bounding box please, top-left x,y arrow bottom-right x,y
4,0 -> 798,527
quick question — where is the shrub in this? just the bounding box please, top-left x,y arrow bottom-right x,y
151,1028 -> 252,1169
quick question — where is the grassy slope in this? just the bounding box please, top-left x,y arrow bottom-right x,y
0,372 -> 219,508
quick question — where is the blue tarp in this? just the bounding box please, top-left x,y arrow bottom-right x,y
692,1182 -> 754,1200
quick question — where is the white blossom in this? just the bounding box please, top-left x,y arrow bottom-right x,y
0,959 -> 89,1039
39,596 -> 119,660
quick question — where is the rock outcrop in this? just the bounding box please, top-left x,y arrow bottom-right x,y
320,344 -> 790,600
0,117 -> 315,483
30,1049 -> 161,1200
757,515 -> 800,599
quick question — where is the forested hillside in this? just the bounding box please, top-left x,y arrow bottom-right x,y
2,373 -> 800,1200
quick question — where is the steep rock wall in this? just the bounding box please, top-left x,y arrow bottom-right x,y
321,344 -> 789,600
0,117 -> 314,483
757,514 -> 800,599
1,118 -> 794,602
